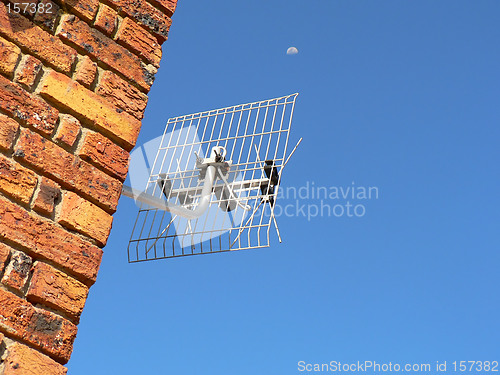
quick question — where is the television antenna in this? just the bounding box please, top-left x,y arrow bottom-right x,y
122,93 -> 301,262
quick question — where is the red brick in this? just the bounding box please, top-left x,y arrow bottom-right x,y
0,195 -> 103,286
1,250 -> 33,292
40,71 -> 141,150
79,131 -> 130,181
54,114 -> 80,148
0,3 -> 77,73
14,55 -> 43,89
57,14 -> 154,91
0,75 -> 58,136
15,128 -> 122,212
94,4 -> 117,36
2,341 -> 68,375
27,262 -> 89,322
107,0 -> 172,41
59,0 -> 98,23
0,113 -> 19,151
96,70 -> 148,120
74,56 -> 96,88
0,288 -> 77,363
147,0 -> 177,17
33,0 -> 60,32
0,242 -> 10,275
32,177 -> 60,216
116,18 -> 162,68
58,191 -> 113,246
0,35 -> 21,76
0,153 -> 38,205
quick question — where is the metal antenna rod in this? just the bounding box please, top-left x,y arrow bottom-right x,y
269,204 -> 282,243
216,167 -> 252,211
280,137 -> 303,175
122,165 -> 217,219
254,144 -> 265,175
255,144 -> 282,242
230,200 -> 264,249
145,215 -> 178,255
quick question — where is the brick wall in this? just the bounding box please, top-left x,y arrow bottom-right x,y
0,0 -> 178,371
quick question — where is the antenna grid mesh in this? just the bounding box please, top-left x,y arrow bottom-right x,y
128,93 -> 298,262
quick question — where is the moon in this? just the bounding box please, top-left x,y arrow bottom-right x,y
286,47 -> 299,55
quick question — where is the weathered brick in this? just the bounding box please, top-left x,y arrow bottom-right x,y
0,288 -> 77,363
27,262 -> 89,322
0,75 -> 58,136
116,18 -> 162,68
74,56 -> 96,88
33,0 -> 60,32
32,177 -> 60,216
0,153 -> 38,204
40,71 -> 141,150
54,114 -> 80,148
59,0 -> 98,22
0,242 -> 10,275
57,14 -> 154,91
96,70 -> 148,120
14,55 -> 43,89
107,0 -> 172,41
0,113 -> 19,151
0,3 -> 77,73
58,191 -> 113,246
1,250 -> 33,292
0,35 -> 21,76
2,341 -> 68,375
0,195 -> 103,285
147,0 -> 177,17
79,131 -> 129,181
94,4 -> 117,36
15,128 -> 122,212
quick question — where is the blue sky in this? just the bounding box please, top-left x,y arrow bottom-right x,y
68,1 -> 499,374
